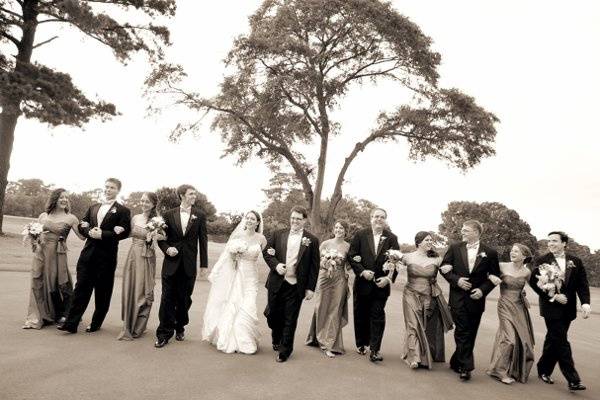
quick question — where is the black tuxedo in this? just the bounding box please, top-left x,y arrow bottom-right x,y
348,228 -> 400,352
156,207 -> 208,341
64,202 -> 131,331
262,229 -> 319,358
440,241 -> 500,372
530,252 -> 590,383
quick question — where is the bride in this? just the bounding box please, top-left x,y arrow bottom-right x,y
202,211 -> 266,354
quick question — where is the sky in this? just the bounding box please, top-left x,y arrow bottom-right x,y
5,1 -> 600,249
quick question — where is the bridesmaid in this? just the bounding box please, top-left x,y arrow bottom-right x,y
400,231 -> 453,369
486,243 -> 535,384
117,192 -> 162,340
23,189 -> 85,329
306,220 -> 350,358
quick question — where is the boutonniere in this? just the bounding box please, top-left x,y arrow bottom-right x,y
380,236 -> 387,242
266,247 -> 276,256
110,207 -> 117,214
567,260 -> 576,269
301,237 -> 311,247
478,252 -> 487,258
353,255 -> 362,263
190,214 -> 197,221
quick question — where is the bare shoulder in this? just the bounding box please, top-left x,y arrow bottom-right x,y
320,238 -> 332,250
257,233 -> 267,249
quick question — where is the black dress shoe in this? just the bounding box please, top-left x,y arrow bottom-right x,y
459,370 -> 471,381
85,325 -> 100,333
568,382 -> 586,391
276,353 -> 288,363
538,374 -> 554,384
56,324 -> 77,334
369,351 -> 383,362
175,332 -> 185,341
356,346 -> 367,355
272,344 -> 281,352
154,339 -> 168,348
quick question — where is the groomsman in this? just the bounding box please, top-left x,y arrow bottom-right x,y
348,208 -> 400,362
155,184 -> 208,348
440,220 -> 500,381
530,231 -> 590,391
58,178 -> 131,333
262,206 -> 320,362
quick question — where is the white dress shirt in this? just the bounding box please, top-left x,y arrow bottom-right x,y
180,207 -> 191,234
373,231 -> 383,254
97,201 -> 115,227
554,252 -> 566,273
466,241 -> 480,273
284,230 -> 303,285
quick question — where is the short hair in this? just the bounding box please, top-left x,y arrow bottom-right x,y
105,178 -> 122,191
370,207 -> 387,218
548,231 -> 569,243
513,243 -> 533,263
333,219 -> 349,235
463,219 -> 483,235
290,206 -> 308,219
176,184 -> 196,199
414,231 -> 438,258
46,188 -> 69,214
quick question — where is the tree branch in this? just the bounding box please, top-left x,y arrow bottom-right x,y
32,35 -> 59,49
0,7 -> 22,20
0,31 -> 20,47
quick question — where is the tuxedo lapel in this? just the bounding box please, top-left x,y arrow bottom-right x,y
279,230 -> 290,263
90,204 -> 101,227
100,204 -> 117,229
366,229 -> 376,258
459,243 -> 469,273
295,232 -> 308,266
375,233 -> 387,259
173,209 -> 184,238
183,211 -> 197,237
564,255 -> 574,288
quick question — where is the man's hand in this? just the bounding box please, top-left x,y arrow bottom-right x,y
554,294 -> 568,305
113,226 -> 125,235
375,277 -> 390,288
582,304 -> 591,319
89,227 -> 102,239
458,277 -> 472,291
275,264 -> 286,276
361,270 -> 374,281
80,221 -> 90,229
166,247 -> 179,257
198,268 -> 207,279
470,288 -> 483,300
304,290 -> 314,300
439,264 -> 453,274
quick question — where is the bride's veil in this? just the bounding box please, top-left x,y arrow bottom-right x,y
202,211 -> 263,341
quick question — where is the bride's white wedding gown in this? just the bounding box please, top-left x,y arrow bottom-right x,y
202,242 -> 261,354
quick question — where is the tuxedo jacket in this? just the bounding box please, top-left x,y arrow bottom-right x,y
262,229 -> 320,296
77,202 -> 131,266
348,228 -> 400,298
441,241 -> 500,313
158,207 -> 208,278
530,252 -> 591,321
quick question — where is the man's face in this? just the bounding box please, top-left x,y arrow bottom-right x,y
104,181 -> 119,200
181,189 -> 197,206
370,210 -> 386,230
461,224 -> 479,243
290,211 -> 306,231
547,234 -> 566,254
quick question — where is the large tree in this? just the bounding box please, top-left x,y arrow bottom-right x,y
0,0 -> 176,233
439,201 -> 539,260
147,0 -> 498,237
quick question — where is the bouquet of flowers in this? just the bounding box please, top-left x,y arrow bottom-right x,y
21,222 -> 45,252
535,263 -> 565,301
383,249 -> 404,273
228,238 -> 248,269
321,248 -> 345,278
145,216 -> 167,245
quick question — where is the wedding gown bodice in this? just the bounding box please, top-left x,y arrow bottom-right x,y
238,243 -> 262,263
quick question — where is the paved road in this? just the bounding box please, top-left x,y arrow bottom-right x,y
1,269 -> 598,400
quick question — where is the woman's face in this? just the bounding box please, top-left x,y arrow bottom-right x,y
57,192 -> 69,210
418,235 -> 434,251
245,212 -> 258,231
510,245 -> 525,263
140,194 -> 154,213
333,222 -> 346,239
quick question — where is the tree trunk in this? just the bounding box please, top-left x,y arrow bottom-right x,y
0,106 -> 20,234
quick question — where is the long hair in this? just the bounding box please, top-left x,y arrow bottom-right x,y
144,192 -> 159,220
246,210 -> 262,232
45,188 -> 69,214
512,243 -> 533,264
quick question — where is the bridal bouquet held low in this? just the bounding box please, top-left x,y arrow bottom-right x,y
22,222 -> 45,252
535,262 -> 567,301
228,239 -> 248,269
145,216 -> 167,245
320,248 -> 345,278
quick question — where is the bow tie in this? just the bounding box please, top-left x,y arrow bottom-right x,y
102,201 -> 114,206
466,243 -> 479,250
554,253 -> 565,259
290,229 -> 302,236
180,207 -> 191,214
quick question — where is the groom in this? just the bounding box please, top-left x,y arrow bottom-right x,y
58,178 -> 131,333
530,231 -> 590,391
348,207 -> 400,362
440,219 -> 500,381
262,206 -> 319,362
154,184 -> 208,348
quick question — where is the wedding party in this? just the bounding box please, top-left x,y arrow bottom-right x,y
1,1 -> 599,400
